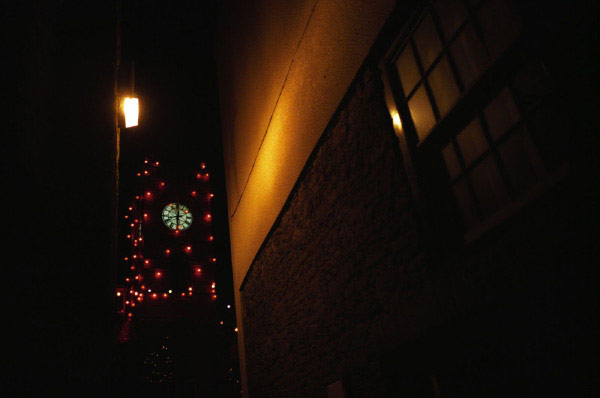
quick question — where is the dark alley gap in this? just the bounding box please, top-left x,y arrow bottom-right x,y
114,0 -> 240,395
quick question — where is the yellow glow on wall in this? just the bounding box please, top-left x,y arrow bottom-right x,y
123,97 -> 139,128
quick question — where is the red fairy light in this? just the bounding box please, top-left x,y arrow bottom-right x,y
128,313 -> 133,318
155,271 -> 162,278
165,249 -> 171,255
155,161 -> 159,166
196,173 -> 202,180
184,246 -> 192,253
160,181 -> 165,188
144,170 -> 149,175
152,293 -> 158,299
200,162 -> 206,169
191,191 -> 197,197
208,235 -> 214,241
163,293 -> 168,298
128,207 -> 133,211
137,173 -> 141,177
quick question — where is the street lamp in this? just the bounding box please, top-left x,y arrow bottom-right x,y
123,97 -> 139,128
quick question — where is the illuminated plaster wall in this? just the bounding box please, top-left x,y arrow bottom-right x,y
217,1 -> 395,393
218,0 -> 395,295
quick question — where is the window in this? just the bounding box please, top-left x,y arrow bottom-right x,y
382,0 -> 567,244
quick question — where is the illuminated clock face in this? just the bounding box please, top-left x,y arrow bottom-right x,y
162,203 -> 193,230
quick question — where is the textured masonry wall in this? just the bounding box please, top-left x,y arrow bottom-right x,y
241,67 -> 431,397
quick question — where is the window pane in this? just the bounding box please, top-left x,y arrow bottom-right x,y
478,0 -> 523,60
450,23 -> 490,89
468,156 -> 508,218
442,143 -> 461,180
413,13 -> 443,71
452,178 -> 479,230
456,118 -> 488,166
427,55 -> 460,117
435,0 -> 468,40
395,45 -> 421,96
408,85 -> 436,142
498,127 -> 539,194
483,88 -> 520,140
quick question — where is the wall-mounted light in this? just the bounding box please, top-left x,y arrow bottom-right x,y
123,97 -> 139,128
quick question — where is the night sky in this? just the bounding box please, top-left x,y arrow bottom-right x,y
117,0 -> 234,304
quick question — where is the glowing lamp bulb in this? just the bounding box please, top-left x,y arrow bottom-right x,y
165,249 -> 171,255
188,287 -> 193,291
234,328 -> 238,333
116,291 -> 121,297
123,97 -> 139,128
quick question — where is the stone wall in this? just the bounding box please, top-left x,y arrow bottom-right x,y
241,66 -> 433,397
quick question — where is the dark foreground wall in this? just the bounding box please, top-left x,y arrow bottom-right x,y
239,3 -> 597,396
5,2 -> 118,395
